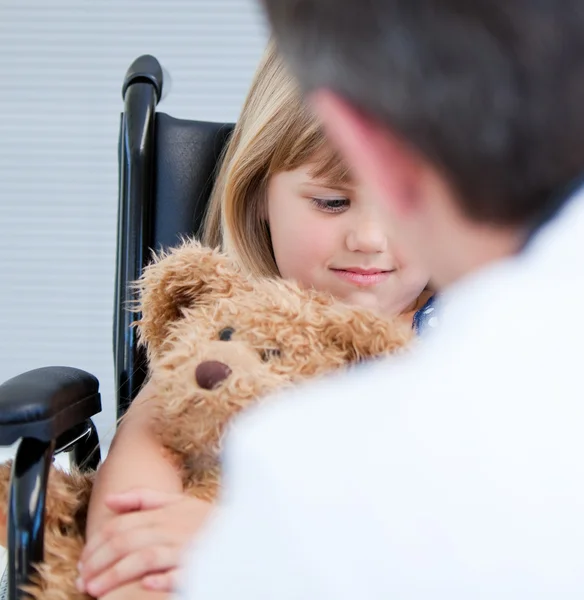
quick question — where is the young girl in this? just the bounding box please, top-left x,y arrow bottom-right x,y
77,41 -> 432,600
202,41 -> 431,324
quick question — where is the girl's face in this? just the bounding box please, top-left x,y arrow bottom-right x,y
266,163 -> 430,318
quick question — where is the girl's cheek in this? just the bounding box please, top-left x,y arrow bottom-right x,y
296,221 -> 336,258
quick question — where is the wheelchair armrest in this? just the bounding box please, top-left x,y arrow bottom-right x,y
0,366 -> 101,446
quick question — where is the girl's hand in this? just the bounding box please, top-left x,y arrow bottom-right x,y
77,488 -> 212,596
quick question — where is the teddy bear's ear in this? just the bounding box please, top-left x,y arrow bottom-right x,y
133,239 -> 243,357
323,306 -> 413,363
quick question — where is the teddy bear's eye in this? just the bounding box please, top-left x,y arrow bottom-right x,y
260,348 -> 281,362
218,327 -> 235,341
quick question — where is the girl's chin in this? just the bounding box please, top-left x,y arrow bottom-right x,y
336,290 -> 385,312
338,291 -> 417,321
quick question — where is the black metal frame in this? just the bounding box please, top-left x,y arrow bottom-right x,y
0,55 -> 164,600
0,367 -> 102,600
7,420 -> 100,600
114,55 -> 163,420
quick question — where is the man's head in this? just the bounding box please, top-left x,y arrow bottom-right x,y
261,0 -> 584,287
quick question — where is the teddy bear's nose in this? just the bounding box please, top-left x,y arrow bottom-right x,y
195,360 -> 232,390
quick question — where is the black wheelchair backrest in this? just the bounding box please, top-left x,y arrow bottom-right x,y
115,55 -> 234,418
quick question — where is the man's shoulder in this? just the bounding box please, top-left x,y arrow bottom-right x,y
228,259 -> 581,472
230,359 -> 400,448
225,338 -> 469,476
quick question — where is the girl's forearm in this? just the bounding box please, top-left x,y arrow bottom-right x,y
86,382 -> 182,540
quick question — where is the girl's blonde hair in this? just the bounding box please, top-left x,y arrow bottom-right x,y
201,39 -> 349,277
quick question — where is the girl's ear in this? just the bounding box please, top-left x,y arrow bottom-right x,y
134,240 -> 245,357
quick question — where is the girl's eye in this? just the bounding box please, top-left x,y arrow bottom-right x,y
310,197 -> 350,213
219,327 -> 235,341
261,348 -> 281,362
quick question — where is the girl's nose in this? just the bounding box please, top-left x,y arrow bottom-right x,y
346,221 -> 388,253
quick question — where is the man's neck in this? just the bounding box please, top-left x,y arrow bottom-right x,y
440,175 -> 584,287
436,220 -> 527,290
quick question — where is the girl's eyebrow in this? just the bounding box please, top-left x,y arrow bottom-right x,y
305,176 -> 353,193
308,158 -> 353,190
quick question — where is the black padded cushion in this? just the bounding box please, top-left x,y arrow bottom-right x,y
0,367 -> 101,445
152,114 -> 234,250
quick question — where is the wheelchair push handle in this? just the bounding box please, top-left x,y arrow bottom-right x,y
122,54 -> 164,104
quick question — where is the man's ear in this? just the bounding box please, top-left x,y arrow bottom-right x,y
310,90 -> 424,219
134,240 -> 244,357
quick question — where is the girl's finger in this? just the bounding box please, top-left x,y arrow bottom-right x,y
83,545 -> 180,598
142,568 -> 182,592
105,488 -> 182,512
81,510 -> 158,561
80,527 -> 170,582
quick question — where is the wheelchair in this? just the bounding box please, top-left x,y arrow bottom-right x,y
0,55 -> 234,600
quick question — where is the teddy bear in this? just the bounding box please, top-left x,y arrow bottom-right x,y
0,241 -> 413,599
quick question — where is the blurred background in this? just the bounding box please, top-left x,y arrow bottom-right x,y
0,0 -> 268,459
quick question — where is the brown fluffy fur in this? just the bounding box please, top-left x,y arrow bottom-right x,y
0,241 -> 412,598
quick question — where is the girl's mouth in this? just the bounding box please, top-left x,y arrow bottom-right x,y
330,267 -> 394,287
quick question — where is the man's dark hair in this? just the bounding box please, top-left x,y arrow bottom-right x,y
262,0 -> 584,226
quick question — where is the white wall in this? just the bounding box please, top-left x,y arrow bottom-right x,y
0,0 -> 268,455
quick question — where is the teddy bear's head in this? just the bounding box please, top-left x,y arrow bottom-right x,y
134,241 -> 412,490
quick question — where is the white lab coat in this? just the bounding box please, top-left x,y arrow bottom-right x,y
179,187 -> 584,599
